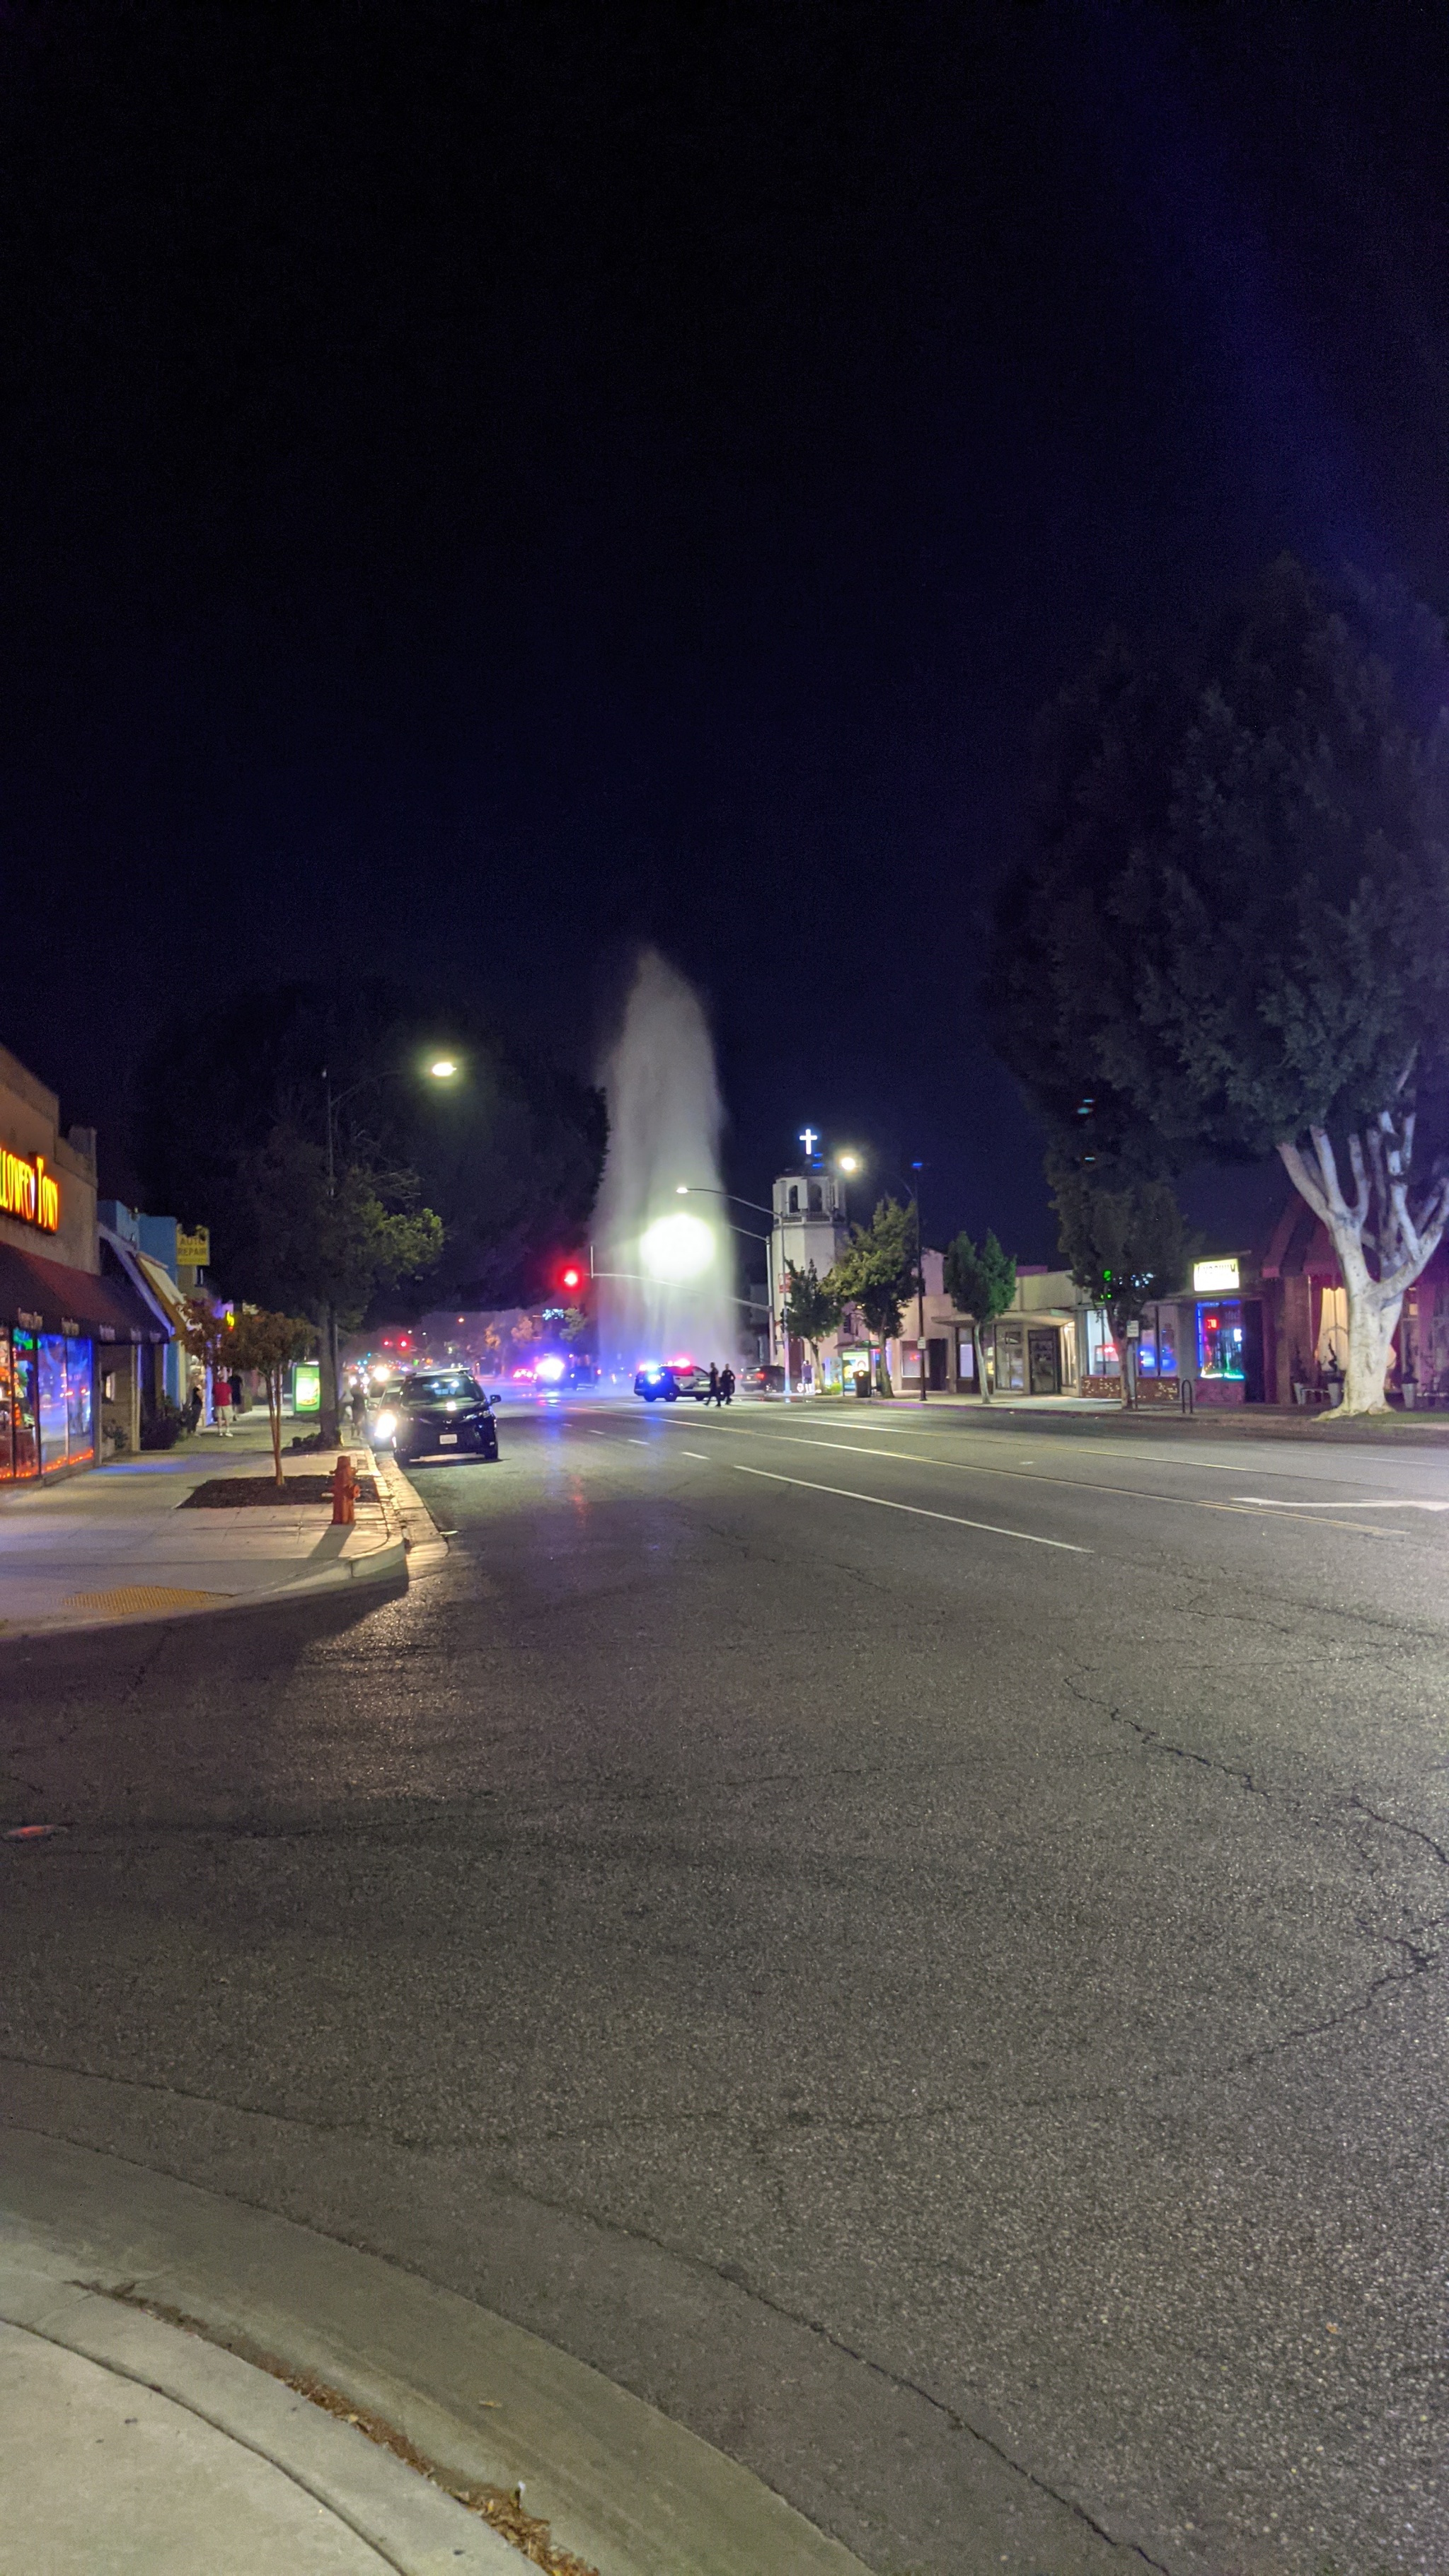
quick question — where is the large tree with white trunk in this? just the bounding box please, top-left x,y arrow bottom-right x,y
991,557 -> 1449,1412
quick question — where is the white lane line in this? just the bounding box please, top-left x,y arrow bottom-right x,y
679,1450 -> 710,1460
770,1436 -> 1404,1532
626,1437 -> 650,1446
1233,1495 -> 1449,1511
727,1462 -> 1087,1552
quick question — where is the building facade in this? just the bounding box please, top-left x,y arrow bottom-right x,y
0,1044 -> 168,1478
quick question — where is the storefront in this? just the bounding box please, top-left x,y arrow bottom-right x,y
0,1041 -> 168,1477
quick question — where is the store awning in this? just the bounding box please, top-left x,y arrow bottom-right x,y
0,1239 -> 169,1342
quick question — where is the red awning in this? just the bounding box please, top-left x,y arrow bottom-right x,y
0,1239 -> 168,1342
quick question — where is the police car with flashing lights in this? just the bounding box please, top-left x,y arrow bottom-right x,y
633,1361 -> 712,1402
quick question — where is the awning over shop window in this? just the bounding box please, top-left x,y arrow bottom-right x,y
0,1240 -> 168,1342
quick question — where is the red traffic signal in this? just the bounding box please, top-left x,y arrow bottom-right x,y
559,1260 -> 584,1291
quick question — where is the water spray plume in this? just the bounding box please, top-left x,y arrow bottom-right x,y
595,949 -> 737,1375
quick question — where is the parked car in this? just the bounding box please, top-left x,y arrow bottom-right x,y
372,1370 -> 500,1463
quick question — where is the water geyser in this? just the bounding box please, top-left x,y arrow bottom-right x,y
594,949 -> 738,1376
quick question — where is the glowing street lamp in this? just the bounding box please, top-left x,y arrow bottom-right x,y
640,1210 -> 715,1282
428,1057 -> 458,1080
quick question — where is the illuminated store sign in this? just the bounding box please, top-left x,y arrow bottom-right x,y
0,1146 -> 59,1232
1192,1257 -> 1240,1294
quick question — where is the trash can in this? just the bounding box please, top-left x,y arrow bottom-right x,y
854,1368 -> 871,1399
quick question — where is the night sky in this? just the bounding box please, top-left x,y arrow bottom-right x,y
5,2 -> 1449,1257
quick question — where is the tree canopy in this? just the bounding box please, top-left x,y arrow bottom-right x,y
990,555 -> 1449,1178
828,1197 -> 916,1391
990,556 -> 1449,1410
1051,1167 -> 1190,1332
942,1229 -> 1016,1329
137,980 -> 606,1318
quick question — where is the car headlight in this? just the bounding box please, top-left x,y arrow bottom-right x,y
375,1409 -> 398,1439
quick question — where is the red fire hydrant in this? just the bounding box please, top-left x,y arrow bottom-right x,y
331,1453 -> 357,1525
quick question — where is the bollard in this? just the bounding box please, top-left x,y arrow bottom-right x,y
331,1453 -> 357,1525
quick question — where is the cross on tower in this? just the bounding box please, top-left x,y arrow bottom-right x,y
798,1126 -> 819,1160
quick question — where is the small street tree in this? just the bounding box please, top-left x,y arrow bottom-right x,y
1049,1169 -> 1189,1405
991,556 -> 1449,1413
827,1198 -> 916,1395
942,1229 -> 1017,1402
183,1299 -> 313,1487
229,1309 -> 316,1487
782,1259 -> 842,1389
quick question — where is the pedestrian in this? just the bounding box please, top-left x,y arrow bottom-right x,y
720,1365 -> 735,1406
212,1372 -> 233,1439
185,1382 -> 202,1435
229,1368 -> 244,1415
708,1362 -> 720,1407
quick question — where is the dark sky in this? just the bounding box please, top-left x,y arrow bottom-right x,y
5,1 -> 1449,1254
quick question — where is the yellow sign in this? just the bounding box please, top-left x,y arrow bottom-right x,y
176,1228 -> 211,1266
0,1145 -> 59,1232
1192,1257 -> 1241,1294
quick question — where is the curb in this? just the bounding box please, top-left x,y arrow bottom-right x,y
369,1445 -> 451,1576
0,2246 -> 515,2573
0,2129 -> 874,2576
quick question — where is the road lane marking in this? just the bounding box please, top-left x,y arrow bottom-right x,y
741,1434 -> 1408,1534
727,1462 -> 1087,1551
1232,1496 -> 1449,1510
679,1450 -> 710,1460
626,1437 -> 649,1446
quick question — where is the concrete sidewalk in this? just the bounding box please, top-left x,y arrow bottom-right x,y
0,2131 -> 872,2576
0,1416 -> 410,1639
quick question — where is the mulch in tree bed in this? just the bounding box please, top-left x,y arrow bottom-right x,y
182,1475 -> 379,1508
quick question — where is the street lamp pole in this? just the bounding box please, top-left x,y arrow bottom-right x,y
318,1056 -> 458,1440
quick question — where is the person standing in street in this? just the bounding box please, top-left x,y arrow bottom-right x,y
708,1362 -> 720,1407
213,1372 -> 233,1438
719,1365 -> 735,1406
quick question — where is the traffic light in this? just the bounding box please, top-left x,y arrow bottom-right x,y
559,1259 -> 584,1291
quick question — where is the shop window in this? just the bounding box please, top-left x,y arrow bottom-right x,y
11,1332 -> 38,1477
1197,1303 -> 1246,1378
0,1331 -> 13,1479
1136,1308 -> 1179,1376
1085,1310 -> 1119,1377
39,1336 -> 69,1465
65,1341 -> 95,1465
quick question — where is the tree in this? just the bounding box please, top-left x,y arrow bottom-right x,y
135,977 -> 606,1315
1049,1168 -> 1189,1406
826,1198 -> 916,1395
182,1298 -> 313,1488
942,1229 -> 1017,1402
781,1259 -> 842,1389
229,1309 -> 317,1489
991,557 -> 1449,1411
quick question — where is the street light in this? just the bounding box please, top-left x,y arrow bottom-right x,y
318,1053 -> 461,1431
640,1211 -> 715,1282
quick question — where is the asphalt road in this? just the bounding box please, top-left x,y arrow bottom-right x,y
4,1395 -> 1449,2575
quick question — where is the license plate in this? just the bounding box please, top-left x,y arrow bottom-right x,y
438,1432 -> 458,1445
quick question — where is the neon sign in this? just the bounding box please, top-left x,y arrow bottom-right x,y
0,1147 -> 59,1232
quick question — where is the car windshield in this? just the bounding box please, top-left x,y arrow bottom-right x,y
406,1373 -> 484,1403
